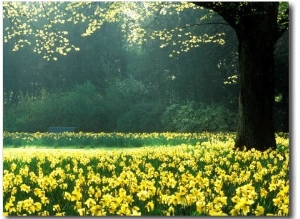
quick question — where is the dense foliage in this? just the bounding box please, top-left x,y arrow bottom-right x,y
4,81 -> 238,133
3,132 -> 289,216
161,102 -> 237,132
3,2 -> 289,135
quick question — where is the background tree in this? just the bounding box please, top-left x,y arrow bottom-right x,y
192,2 -> 289,150
3,2 -> 288,151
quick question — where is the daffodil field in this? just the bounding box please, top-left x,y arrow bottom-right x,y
3,131 -> 214,148
3,132 -> 289,216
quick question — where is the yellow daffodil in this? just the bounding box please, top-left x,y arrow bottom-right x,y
20,184 -> 30,194
101,194 -> 113,207
213,196 -> 227,209
196,200 -> 206,214
234,197 -> 254,216
93,187 -> 102,200
64,192 -> 72,201
11,187 -> 17,195
137,190 -> 148,201
55,212 -> 66,216
10,163 -> 17,172
145,201 -> 154,212
84,198 -> 96,209
254,205 -> 264,216
90,205 -> 106,216
108,201 -> 117,214
40,196 -> 49,205
260,188 -> 268,198
77,208 -> 85,216
164,205 -> 175,216
38,210 -> 50,216
14,175 -> 23,185
34,188 -> 45,197
131,209 -> 142,216
71,188 -> 82,201
209,209 -> 227,216
88,186 -> 95,196
33,202 -> 42,212
278,204 -> 289,216
117,203 -> 131,216
5,201 -> 16,214
53,204 -> 61,212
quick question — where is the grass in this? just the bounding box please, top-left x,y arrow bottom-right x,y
3,145 -> 131,150
3,131 -> 235,148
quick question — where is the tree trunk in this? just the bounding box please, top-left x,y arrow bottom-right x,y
193,2 -> 286,151
234,7 -> 278,151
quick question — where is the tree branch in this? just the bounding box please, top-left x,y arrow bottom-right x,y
141,5 -> 164,29
181,22 -> 229,30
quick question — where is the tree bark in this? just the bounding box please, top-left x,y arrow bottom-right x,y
234,4 -> 279,151
235,28 -> 276,150
193,2 -> 283,151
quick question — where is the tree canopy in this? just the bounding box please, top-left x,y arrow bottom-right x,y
3,2 -> 232,60
3,2 -> 289,151
3,2 -> 288,59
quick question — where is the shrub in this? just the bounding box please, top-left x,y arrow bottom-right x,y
116,103 -> 165,132
161,101 -> 237,132
3,81 -> 105,132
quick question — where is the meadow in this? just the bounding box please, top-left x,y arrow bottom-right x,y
3,132 -> 289,216
3,131 -> 231,148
